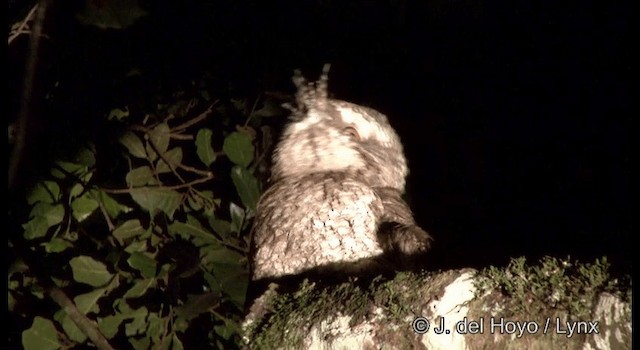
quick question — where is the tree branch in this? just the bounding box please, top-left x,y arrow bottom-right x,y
172,103 -> 216,132
245,264 -> 631,350
8,0 -> 49,190
48,287 -> 115,350
100,174 -> 214,194
8,4 -> 39,45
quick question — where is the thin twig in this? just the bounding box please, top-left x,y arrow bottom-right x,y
176,162 -> 212,176
169,133 -> 193,140
159,304 -> 170,349
164,174 -> 213,190
163,113 -> 176,124
220,240 -> 247,254
99,187 -> 133,194
8,4 -> 39,45
9,0 -> 49,190
48,287 -> 116,350
244,94 -> 262,127
97,198 -> 115,231
182,98 -> 199,117
130,124 -> 151,133
172,102 -> 216,132
147,134 -> 185,184
100,174 -> 214,194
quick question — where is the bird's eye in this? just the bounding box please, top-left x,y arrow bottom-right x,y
343,126 -> 360,140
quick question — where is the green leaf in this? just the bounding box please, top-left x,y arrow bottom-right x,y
116,302 -> 142,315
9,290 -> 17,312
215,318 -> 242,341
168,215 -> 218,246
22,317 -> 61,350
91,189 -> 131,219
27,181 -> 61,205
130,337 -> 151,350
208,218 -> 230,237
108,107 -> 130,121
113,219 -> 146,244
125,240 -> 148,253
158,263 -> 172,279
156,147 -> 183,173
147,122 -> 170,159
201,247 -> 246,268
51,161 -> 91,181
117,304 -> 148,319
187,192 -> 203,211
222,270 -> 249,308
42,238 -> 73,253
74,287 -> 107,314
60,313 -> 87,343
70,256 -> 114,287
69,183 -> 85,199
127,252 -> 157,278
171,334 -> 184,350
75,147 -> 97,167
150,232 -> 163,247
203,248 -> 249,309
123,278 -> 156,298
120,132 -> 147,158
23,217 -> 53,240
70,193 -> 99,222
99,314 -> 126,339
125,313 -> 148,337
229,202 -> 245,234
23,203 -> 65,240
188,190 -> 217,215
173,317 -> 189,333
147,313 -> 163,342
175,292 -> 221,321
31,202 -> 66,225
63,230 -> 81,242
230,166 -> 260,213
196,129 -> 216,167
223,132 -> 254,167
126,166 -> 156,187
130,187 -> 182,218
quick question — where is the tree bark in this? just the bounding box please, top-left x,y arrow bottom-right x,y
244,268 -> 631,349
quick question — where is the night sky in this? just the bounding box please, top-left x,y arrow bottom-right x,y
10,0 -> 632,273
205,1 -> 631,271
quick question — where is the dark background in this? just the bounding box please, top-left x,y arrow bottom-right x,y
9,0 -> 631,273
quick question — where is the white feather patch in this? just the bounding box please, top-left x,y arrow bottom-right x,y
336,105 -> 393,145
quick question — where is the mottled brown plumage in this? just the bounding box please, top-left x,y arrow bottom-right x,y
250,65 -> 431,282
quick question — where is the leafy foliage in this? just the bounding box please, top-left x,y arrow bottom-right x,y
9,90 -> 278,349
475,256 -> 626,319
245,272 -> 436,349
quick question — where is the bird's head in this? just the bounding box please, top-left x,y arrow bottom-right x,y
271,65 -> 408,191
